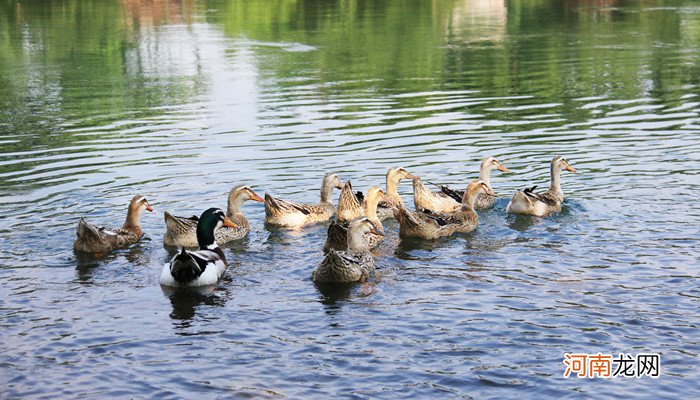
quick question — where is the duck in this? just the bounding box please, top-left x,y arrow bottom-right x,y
73,195 -> 153,255
163,185 -> 264,247
375,167 -> 414,220
264,173 -> 343,228
416,156 -> 509,212
506,156 -> 576,217
324,185 -> 385,252
395,180 -> 494,240
160,208 -> 238,287
313,217 -> 384,283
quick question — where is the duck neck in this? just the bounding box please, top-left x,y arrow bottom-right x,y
227,194 -> 245,218
365,196 -> 380,220
196,221 -> 217,250
386,176 -> 399,196
320,179 -> 334,204
479,162 -> 491,187
460,189 -> 477,213
549,163 -> 562,194
347,230 -> 369,252
122,206 -> 142,231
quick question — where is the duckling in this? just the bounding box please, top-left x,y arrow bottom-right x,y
163,186 -> 264,247
395,180 -> 494,240
418,156 -> 509,212
324,185 -> 385,252
313,217 -> 384,283
160,208 -> 238,287
264,173 -> 343,228
376,167 -> 414,220
506,156 -> 576,217
73,195 -> 153,255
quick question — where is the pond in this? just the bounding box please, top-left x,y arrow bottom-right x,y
1,0 -> 698,398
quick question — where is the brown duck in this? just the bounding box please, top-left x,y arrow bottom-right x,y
73,195 -> 153,255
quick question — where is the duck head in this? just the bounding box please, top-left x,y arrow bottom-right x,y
347,216 -> 385,251
196,207 -> 238,249
228,185 -> 264,213
463,180 -> 495,210
129,195 -> 154,213
552,156 -> 577,173
386,167 -> 414,194
482,156 -> 509,173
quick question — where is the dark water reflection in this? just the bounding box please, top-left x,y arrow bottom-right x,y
1,0 -> 699,398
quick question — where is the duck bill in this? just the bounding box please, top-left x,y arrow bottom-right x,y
146,203 -> 154,212
370,228 -> 386,237
497,165 -> 510,173
335,182 -> 343,190
566,165 -> 577,173
250,192 -> 265,202
223,217 -> 238,228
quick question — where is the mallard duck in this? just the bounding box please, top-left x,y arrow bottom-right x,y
313,217 -> 384,283
160,208 -> 238,287
163,185 -> 264,247
395,180 -> 494,239
417,156 -> 509,212
324,185 -> 385,252
264,173 -> 343,228
376,167 -> 414,220
73,195 -> 153,255
506,156 -> 576,217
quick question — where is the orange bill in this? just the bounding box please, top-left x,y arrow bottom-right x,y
566,165 -> 577,173
223,217 -> 238,228
146,203 -> 154,212
370,228 -> 386,237
250,191 -> 265,202
498,164 -> 510,173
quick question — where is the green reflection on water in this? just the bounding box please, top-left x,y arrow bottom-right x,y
0,0 -> 698,145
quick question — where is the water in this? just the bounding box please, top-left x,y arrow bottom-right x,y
1,0 -> 699,398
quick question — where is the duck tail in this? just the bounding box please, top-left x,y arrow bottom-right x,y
323,221 -> 348,253
76,217 -> 100,240
512,190 -> 533,205
264,193 -> 281,215
394,204 -> 420,230
164,211 -> 197,231
169,248 -> 202,284
164,211 -> 179,231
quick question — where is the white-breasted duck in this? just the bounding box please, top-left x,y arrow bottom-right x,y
160,208 -> 238,287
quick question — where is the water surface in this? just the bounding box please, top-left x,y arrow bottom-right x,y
1,0 -> 699,398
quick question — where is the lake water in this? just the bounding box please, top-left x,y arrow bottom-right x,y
1,0 -> 699,398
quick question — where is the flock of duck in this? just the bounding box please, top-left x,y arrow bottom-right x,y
73,156 -> 577,287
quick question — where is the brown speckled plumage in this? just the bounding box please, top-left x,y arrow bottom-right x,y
73,195 -> 153,255
163,186 -> 263,247
313,218 -> 380,283
264,173 -> 343,228
396,180 -> 493,240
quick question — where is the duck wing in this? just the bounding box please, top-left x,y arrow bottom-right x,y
523,185 -> 558,206
169,248 -> 222,284
76,217 -> 121,243
265,193 -> 311,215
418,209 -> 448,226
441,185 -> 464,203
164,211 -> 198,231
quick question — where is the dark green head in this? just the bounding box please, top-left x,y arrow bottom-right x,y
196,208 -> 237,249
